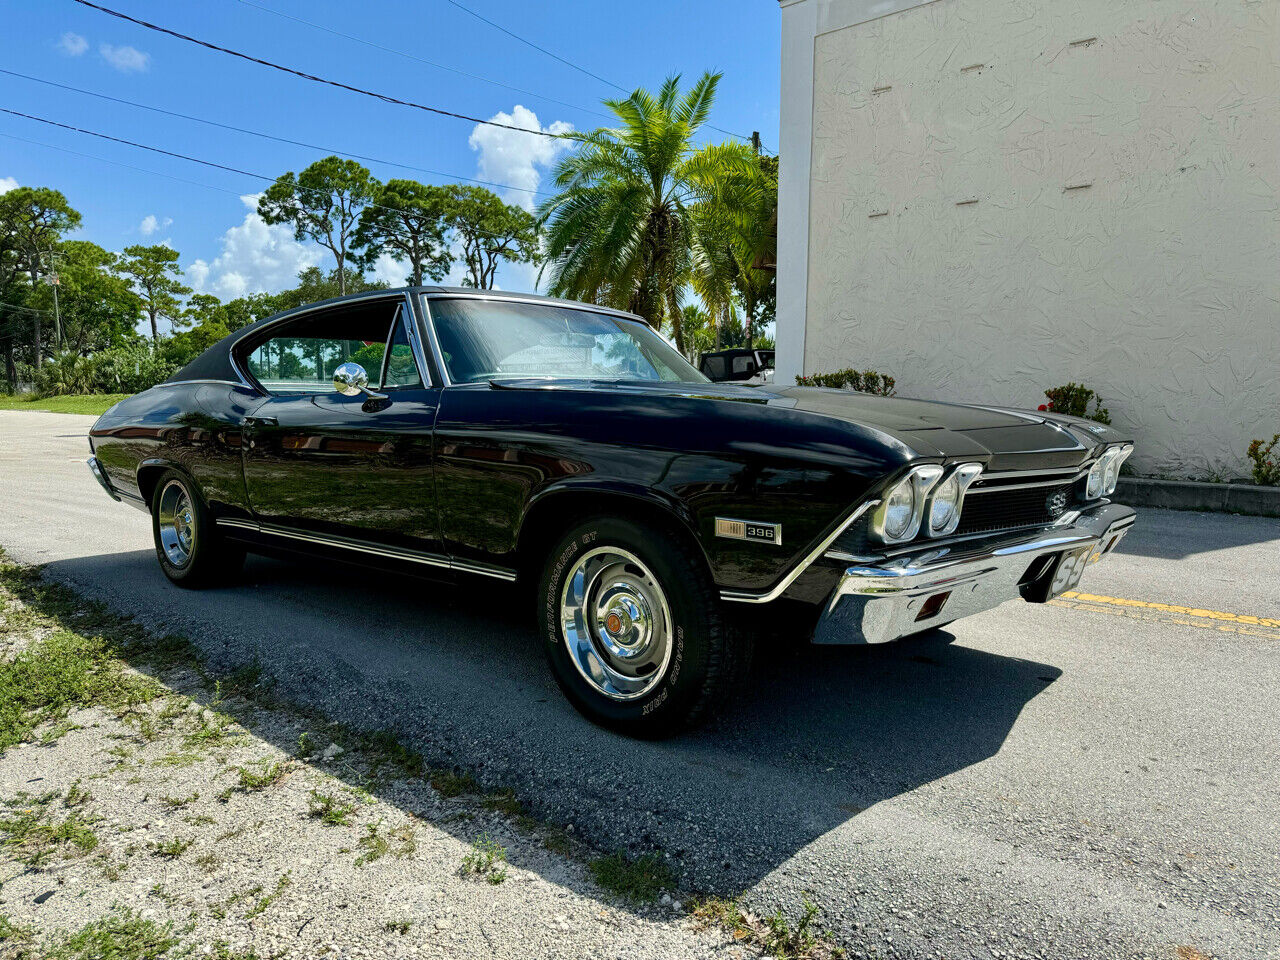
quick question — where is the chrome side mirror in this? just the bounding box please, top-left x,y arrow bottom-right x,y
333,362 -> 387,400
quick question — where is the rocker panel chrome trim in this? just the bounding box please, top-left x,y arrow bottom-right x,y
213,518 -> 518,582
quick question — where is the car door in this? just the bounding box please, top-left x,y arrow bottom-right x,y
236,293 -> 443,557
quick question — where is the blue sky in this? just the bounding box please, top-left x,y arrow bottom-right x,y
1,0 -> 781,313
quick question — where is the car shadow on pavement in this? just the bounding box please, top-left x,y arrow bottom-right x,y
39,547 -> 1062,897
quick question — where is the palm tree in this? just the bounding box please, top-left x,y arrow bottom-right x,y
539,73 -> 760,355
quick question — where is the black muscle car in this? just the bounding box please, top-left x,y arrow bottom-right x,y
87,288 -> 1136,735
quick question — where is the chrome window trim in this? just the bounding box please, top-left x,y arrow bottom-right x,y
720,499 -> 881,604
213,518 -> 518,582
417,295 -> 453,387
147,379 -> 254,390
229,291 -> 427,396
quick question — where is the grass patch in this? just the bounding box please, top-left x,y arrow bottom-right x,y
588,852 -> 674,904
0,624 -> 160,752
148,836 -> 193,860
460,834 -> 508,885
233,759 -> 288,792
429,768 -> 479,798
0,393 -> 129,416
355,820 -> 416,865
244,873 -> 291,919
481,788 -> 524,817
693,895 -> 838,960
307,790 -> 357,826
48,908 -> 179,960
0,802 -> 98,867
159,792 -> 199,810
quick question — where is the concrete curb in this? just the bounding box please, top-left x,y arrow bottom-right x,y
1116,477 -> 1280,518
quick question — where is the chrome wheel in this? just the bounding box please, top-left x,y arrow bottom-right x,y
157,479 -> 196,567
560,547 -> 673,702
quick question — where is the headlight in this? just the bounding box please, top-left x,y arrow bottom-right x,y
1104,444 -> 1133,495
1086,456 -> 1107,499
926,463 -> 983,536
873,465 -> 944,543
929,474 -> 959,533
883,477 -> 916,540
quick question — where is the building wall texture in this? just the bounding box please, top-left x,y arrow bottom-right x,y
802,0 -> 1279,477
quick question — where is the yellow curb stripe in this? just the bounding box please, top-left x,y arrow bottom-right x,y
1059,591 -> 1280,629
1048,598 -> 1280,640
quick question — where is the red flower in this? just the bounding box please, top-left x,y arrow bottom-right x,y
1037,404 -> 1048,411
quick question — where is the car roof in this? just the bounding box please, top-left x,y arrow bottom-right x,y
164,287 -> 649,386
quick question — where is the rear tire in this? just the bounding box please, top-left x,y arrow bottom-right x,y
150,470 -> 245,588
537,516 -> 750,737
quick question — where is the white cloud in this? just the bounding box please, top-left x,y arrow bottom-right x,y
187,194 -> 323,300
138,214 -> 172,236
58,32 -> 89,56
468,105 -> 572,211
0,176 -> 17,195
99,43 -> 149,73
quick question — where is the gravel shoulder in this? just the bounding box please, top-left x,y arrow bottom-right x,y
0,558 -> 767,960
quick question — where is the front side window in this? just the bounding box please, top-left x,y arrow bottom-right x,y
242,299 -> 423,395
426,297 -> 707,384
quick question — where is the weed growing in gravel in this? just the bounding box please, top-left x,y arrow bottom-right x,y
234,759 -> 288,792
588,852 -> 674,904
430,767 -> 480,798
0,913 -> 34,949
482,788 -> 524,817
307,789 -> 357,826
0,618 -> 159,751
0,801 -> 98,867
384,919 -> 413,935
48,908 -> 179,960
160,792 -> 199,809
692,895 -> 841,960
461,834 -> 508,884
148,837 -> 193,860
244,873 -> 291,919
64,781 -> 91,808
355,820 -> 416,865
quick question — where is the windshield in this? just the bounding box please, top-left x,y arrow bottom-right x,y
425,297 -> 708,384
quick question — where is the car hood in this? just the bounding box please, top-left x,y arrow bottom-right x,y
485,378 -> 1124,469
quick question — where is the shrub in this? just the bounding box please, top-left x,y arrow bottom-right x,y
795,368 -> 896,396
1038,383 -> 1111,424
91,343 -> 179,394
33,353 -> 99,396
1247,435 -> 1280,486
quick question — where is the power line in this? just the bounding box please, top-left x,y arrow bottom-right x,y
0,68 -> 549,198
70,0 -> 560,138
0,111 -> 537,243
232,0 -> 613,125
440,0 -> 628,95
438,0 -> 767,148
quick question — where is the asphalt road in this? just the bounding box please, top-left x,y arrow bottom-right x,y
3,410 -> 1278,959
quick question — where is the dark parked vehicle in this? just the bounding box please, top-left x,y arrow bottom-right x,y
699,347 -> 775,385
87,289 -> 1136,735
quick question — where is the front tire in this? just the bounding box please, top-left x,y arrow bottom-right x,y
150,470 -> 245,588
537,516 -> 749,737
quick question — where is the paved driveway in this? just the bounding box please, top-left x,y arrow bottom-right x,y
2,410 -> 1277,959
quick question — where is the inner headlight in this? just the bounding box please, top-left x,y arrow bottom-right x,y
929,474 -> 959,532
884,478 -> 916,540
1104,444 -> 1133,495
1086,456 -> 1107,499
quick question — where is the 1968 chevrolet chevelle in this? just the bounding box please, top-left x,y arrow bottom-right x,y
87,288 -> 1136,735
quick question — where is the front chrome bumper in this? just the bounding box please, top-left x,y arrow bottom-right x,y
87,456 -> 120,502
812,502 -> 1136,644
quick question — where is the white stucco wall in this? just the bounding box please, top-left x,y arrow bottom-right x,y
781,0 -> 1280,477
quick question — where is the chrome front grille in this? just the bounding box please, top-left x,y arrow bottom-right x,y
955,481 -> 1076,535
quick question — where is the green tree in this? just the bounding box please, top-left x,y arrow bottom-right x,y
117,244 -> 192,345
445,185 -> 539,289
258,156 -> 378,296
354,179 -> 453,285
538,73 -> 760,354
728,154 -> 777,348
29,241 -> 140,357
0,187 -> 82,366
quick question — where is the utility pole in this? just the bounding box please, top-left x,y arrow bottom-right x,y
751,131 -> 761,155
45,251 -> 62,352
